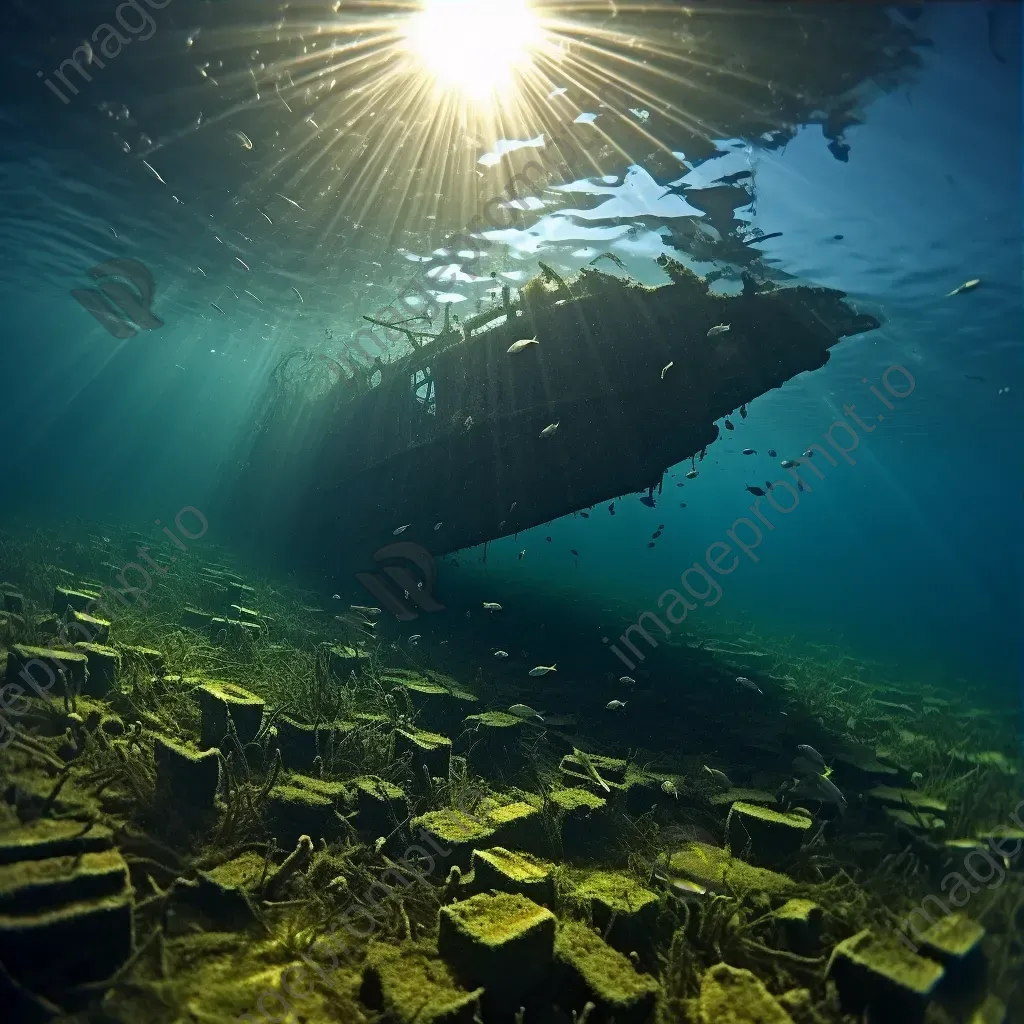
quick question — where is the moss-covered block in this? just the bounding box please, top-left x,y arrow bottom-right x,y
918,913 -> 987,1004
727,801 -> 813,865
462,711 -> 526,777
698,962 -> 794,1024
181,607 -> 213,630
68,608 -> 110,644
827,928 -> 944,1024
328,644 -> 369,677
153,735 -> 220,808
550,787 -> 608,860
668,843 -> 795,897
384,670 -> 478,733
568,870 -> 659,955
3,591 -> 25,615
122,645 -> 164,673
484,801 -> 546,855
412,809 -> 496,871
360,941 -> 483,1024
0,819 -> 114,865
267,781 -> 341,847
0,849 -> 128,915
438,892 -> 556,1009
229,604 -> 262,623
775,899 -> 823,956
395,727 -> 452,781
73,642 -> 121,696
559,752 -> 628,794
553,920 -> 659,1024
470,848 -> 554,905
5,644 -> 88,693
51,587 -> 98,615
355,776 -> 407,838
276,715 -> 318,771
197,680 -> 265,749
868,787 -> 948,814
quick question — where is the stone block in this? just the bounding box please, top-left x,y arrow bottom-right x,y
438,892 -> 555,1010
181,607 -> 212,630
73,642 -> 121,696
5,644 -> 88,695
328,644 -> 369,678
470,847 -> 554,905
3,592 -> 24,615
568,870 -> 659,955
355,777 -> 406,839
68,609 -> 110,644
276,716 -> 318,772
727,802 -> 813,865
699,962 -> 794,1024
153,735 -> 220,808
549,787 -> 608,860
197,680 -> 265,749
0,819 -> 113,865
395,728 -> 452,781
360,942 -> 483,1024
411,810 -> 495,871
774,898 -> 823,956
484,800 -> 547,856
51,588 -> 98,615
553,920 -> 659,1024
827,928 -> 944,1024
266,777 -> 345,847
918,913 -> 987,1004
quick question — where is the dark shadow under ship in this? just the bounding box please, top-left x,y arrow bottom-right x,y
220,260 -> 880,578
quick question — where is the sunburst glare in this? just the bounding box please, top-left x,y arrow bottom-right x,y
403,0 -> 544,100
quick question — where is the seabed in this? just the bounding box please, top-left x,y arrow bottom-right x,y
0,524 -> 1019,1023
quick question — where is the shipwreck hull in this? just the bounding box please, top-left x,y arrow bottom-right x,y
222,262 -> 879,575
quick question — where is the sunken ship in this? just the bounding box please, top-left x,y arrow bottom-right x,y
221,261 -> 880,576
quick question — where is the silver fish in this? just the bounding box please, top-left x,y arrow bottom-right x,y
482,602 -> 502,611
605,700 -> 627,710
946,278 -> 980,297
703,765 -> 732,790
529,664 -> 557,677
736,676 -> 762,694
539,422 -> 560,438
618,675 -> 636,685
508,704 -> 543,720
508,337 -> 539,353
796,744 -> 826,772
661,361 -> 674,379
707,323 -> 731,337
493,650 -> 509,659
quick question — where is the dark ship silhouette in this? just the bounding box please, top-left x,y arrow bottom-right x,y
222,259 -> 880,576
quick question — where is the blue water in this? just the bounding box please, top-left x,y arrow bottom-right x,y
0,3 -> 1018,693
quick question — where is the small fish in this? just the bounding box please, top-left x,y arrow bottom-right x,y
640,495 -> 656,508
810,772 -> 846,809
570,549 -> 579,557
679,502 -> 686,508
509,502 -> 517,512
518,549 -> 526,560
244,289 -> 263,304
768,449 -> 777,457
618,676 -> 635,685
230,130 -> 253,150
210,302 -> 226,315
508,337 -> 539,353
235,257 -> 251,272
292,287 -> 304,303
434,522 -> 443,530
350,605 -> 381,616
803,449 -> 814,458
661,361 -> 674,379
661,780 -> 679,799
408,634 -> 422,643
652,530 -> 662,539
393,524 -> 411,535
605,699 -> 627,710
539,421 -> 560,438
685,470 -> 698,479
796,744 -> 826,772
724,418 -> 734,430
797,480 -> 805,491
946,278 -> 980,297
509,704 -> 543,720
739,404 -> 748,419
736,676 -> 762,694
331,594 -> 341,600
546,536 -> 552,542
742,448 -> 756,455
608,503 -> 615,513
482,602 -> 502,612
493,650 -> 509,659
745,485 -> 766,496
529,664 -> 557,676
81,40 -> 95,65
580,511 -> 589,519
647,542 -> 655,548
276,193 -> 305,211
707,324 -> 731,337
703,765 -> 733,790
465,416 -> 474,429
765,480 -> 774,490
142,160 -> 166,184
780,459 -> 799,469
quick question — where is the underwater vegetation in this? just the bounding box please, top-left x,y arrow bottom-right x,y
0,521 -> 1020,1024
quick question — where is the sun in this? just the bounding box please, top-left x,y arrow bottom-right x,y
404,0 -> 542,100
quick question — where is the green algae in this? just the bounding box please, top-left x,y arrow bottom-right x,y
550,787 -> 606,812
566,869 -> 659,918
411,809 -> 494,844
441,891 -> 555,946
554,920 -> 659,1012
669,842 -> 796,897
464,711 -> 521,729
